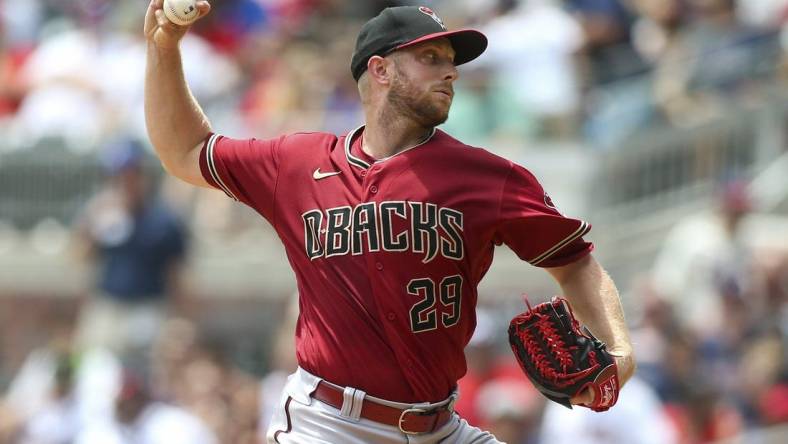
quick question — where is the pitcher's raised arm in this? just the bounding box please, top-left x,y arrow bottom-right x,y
143,0 -> 212,187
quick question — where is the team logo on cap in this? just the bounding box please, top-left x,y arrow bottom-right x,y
419,6 -> 446,30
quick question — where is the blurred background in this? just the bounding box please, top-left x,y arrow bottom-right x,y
0,0 -> 786,443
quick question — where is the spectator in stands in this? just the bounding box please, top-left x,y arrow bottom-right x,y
0,31 -> 28,121
759,380 -> 788,425
629,0 -> 686,64
566,0 -> 648,86
470,0 -> 584,139
540,376 -> 679,444
651,180 -> 761,338
149,318 -> 261,443
568,0 -> 655,148
149,318 -> 201,403
649,179 -> 788,430
12,20 -> 108,150
735,0 -> 788,29
626,275 -> 684,399
739,330 -> 785,424
653,0 -> 782,126
0,0 -> 67,132
16,353 -> 81,444
320,37 -> 365,135
665,380 -> 744,443
76,369 -> 217,444
8,1 -> 240,151
72,138 -> 188,366
475,377 -> 544,444
2,312 -> 82,443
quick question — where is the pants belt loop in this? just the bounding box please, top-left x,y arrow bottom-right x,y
447,392 -> 458,412
339,386 -> 366,421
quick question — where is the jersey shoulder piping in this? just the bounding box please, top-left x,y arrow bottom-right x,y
205,133 -> 241,202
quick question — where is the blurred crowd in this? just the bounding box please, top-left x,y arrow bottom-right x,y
0,317 -> 262,443
0,0 -> 787,443
0,171 -> 785,443
454,182 -> 788,444
0,0 -> 786,154
0,139 -> 263,443
639,182 -> 788,442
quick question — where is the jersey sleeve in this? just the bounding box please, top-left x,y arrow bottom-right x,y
494,163 -> 593,268
199,132 -> 285,222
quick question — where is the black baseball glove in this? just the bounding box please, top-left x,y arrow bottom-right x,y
508,296 -> 619,412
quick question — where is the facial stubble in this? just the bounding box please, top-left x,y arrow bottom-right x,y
386,63 -> 451,128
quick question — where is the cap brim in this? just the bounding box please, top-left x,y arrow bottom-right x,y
395,29 -> 488,66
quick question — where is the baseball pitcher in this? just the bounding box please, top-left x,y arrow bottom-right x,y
144,2 -> 636,442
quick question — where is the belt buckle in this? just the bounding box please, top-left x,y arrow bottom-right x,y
398,407 -> 429,435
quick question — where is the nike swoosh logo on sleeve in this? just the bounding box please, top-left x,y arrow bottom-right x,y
313,168 -> 342,180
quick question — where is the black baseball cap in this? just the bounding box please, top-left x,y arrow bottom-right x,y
351,6 -> 488,81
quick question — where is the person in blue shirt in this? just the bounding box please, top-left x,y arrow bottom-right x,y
73,138 -> 188,362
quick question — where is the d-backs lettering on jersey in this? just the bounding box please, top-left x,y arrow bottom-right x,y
198,127 -> 593,403
302,201 -> 464,262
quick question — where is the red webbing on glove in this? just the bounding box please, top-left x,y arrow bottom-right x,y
508,296 -> 619,412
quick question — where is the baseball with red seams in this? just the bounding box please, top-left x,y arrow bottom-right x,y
163,0 -> 200,26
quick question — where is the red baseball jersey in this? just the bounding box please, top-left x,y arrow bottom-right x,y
199,126 -> 593,402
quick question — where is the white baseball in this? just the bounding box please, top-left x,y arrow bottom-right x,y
163,0 -> 200,26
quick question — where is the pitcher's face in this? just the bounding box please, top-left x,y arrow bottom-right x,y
386,38 -> 458,127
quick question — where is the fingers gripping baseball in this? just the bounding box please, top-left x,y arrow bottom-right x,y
144,0 -> 211,49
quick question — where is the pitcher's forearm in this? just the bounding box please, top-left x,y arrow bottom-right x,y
560,262 -> 631,349
551,255 -> 636,383
144,44 -> 211,173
